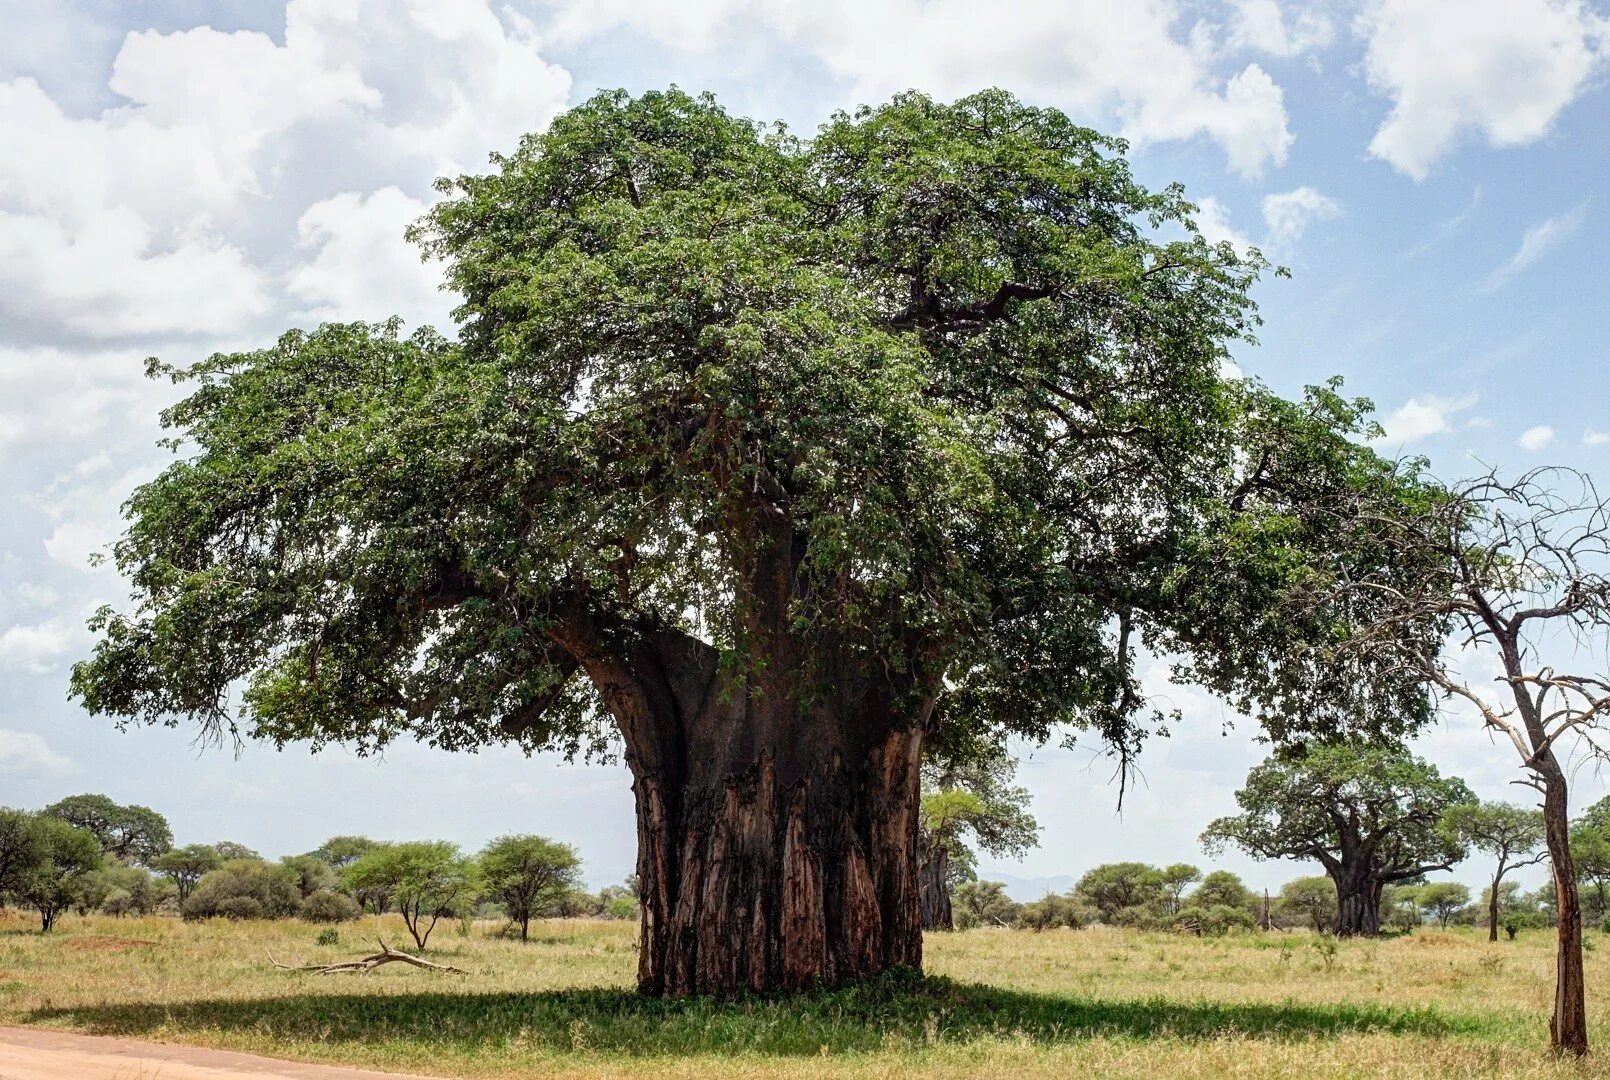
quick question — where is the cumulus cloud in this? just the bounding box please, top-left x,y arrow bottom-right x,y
1375,394 -> 1476,445
1226,0 -> 1334,57
1193,196 -> 1255,253
287,187 -> 453,328
0,617 -> 79,673
1483,206 -> 1589,290
1359,0 -> 1609,179
1584,430 -> 1610,446
0,727 -> 75,774
538,0 -> 1296,177
1260,186 -> 1342,250
1191,185 -> 1341,257
1518,424 -> 1557,451
0,0 -> 569,349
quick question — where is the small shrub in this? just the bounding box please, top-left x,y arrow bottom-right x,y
298,890 -> 361,923
216,896 -> 264,920
316,927 -> 341,946
183,860 -> 301,920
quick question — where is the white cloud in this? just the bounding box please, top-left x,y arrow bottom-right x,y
1359,0 -> 1609,179
1484,206 -> 1588,290
1584,430 -> 1610,446
1375,394 -> 1476,445
287,187 -> 453,328
1260,186 -> 1342,251
1227,0 -> 1334,57
1518,424 -> 1557,451
0,727 -> 74,774
1194,196 -> 1255,253
0,617 -> 79,673
539,0 -> 1295,178
0,0 -> 570,346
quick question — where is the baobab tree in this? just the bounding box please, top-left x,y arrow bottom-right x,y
1202,743 -> 1473,935
1332,467 -> 1610,1055
72,88 -> 1436,995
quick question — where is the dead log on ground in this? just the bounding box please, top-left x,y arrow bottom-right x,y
268,938 -> 470,975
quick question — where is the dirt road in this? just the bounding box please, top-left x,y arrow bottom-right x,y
0,1027 -> 446,1080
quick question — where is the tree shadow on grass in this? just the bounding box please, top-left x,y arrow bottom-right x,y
28,970 -> 1483,1057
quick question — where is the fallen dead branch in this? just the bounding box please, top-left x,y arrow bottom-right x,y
268,938 -> 470,975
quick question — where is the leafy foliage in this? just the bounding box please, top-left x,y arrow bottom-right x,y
73,87 -> 1436,783
183,860 -> 302,921
479,834 -> 584,940
1201,744 -> 1474,886
343,841 -> 477,949
42,794 -> 172,865
150,844 -> 223,904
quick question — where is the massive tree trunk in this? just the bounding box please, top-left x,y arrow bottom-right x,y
918,843 -> 953,931
632,726 -> 924,995
1540,762 -> 1588,1056
564,618 -> 929,997
1331,863 -> 1380,937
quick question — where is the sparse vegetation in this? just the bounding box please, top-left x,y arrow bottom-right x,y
3,911 -> 1608,1078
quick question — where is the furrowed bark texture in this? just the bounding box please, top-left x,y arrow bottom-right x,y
919,845 -> 953,931
1541,762 -> 1588,1056
560,617 -> 927,996
1331,867 -> 1381,938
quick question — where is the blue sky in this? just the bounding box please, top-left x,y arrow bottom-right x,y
0,0 -> 1607,896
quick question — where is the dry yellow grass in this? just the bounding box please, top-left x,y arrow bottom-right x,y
2,909 -> 1608,1078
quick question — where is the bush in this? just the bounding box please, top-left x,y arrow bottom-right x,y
1015,892 -> 1094,931
316,927 -> 341,946
1177,903 -> 1255,936
299,890 -> 361,923
215,896 -> 264,920
603,895 -> 641,920
182,860 -> 301,920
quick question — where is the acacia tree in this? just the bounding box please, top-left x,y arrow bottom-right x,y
1202,744 -> 1473,936
479,834 -> 584,941
71,89 -> 1436,995
917,746 -> 1038,930
1442,801 -> 1546,943
1330,468 -> 1610,1054
1418,881 -> 1471,928
343,841 -> 476,949
43,794 -> 172,865
18,817 -> 102,931
150,844 -> 223,905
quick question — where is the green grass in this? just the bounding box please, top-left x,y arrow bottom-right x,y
2,912 -> 1608,1077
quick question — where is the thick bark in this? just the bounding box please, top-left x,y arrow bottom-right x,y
1541,765 -> 1588,1056
633,726 -> 924,995
919,845 -> 953,931
1488,863 -> 1504,944
578,622 -> 928,996
1331,864 -> 1381,937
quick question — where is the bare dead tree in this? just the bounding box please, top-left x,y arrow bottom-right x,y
1334,466 -> 1610,1057
268,938 -> 471,976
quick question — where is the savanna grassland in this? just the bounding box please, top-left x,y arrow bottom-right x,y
3,910 -> 1609,1079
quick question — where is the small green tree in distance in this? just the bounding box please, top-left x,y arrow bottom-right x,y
479,835 -> 584,942
1277,875 -> 1337,932
345,841 -> 476,949
1442,801 -> 1546,943
306,835 -> 380,872
151,844 -> 223,905
1417,882 -> 1472,928
1202,744 -> 1474,936
918,745 -> 1038,930
18,817 -> 102,931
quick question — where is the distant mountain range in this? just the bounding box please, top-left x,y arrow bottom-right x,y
986,873 -> 1078,902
